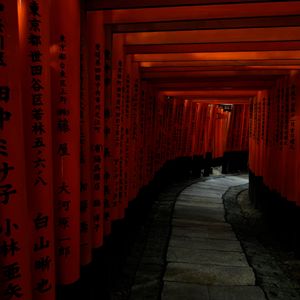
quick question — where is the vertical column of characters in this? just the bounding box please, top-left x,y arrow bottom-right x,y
208,105 -> 217,156
273,80 -> 282,191
79,10 -> 92,265
147,86 -> 154,183
289,72 -> 300,205
185,101 -> 193,157
159,95 -> 165,164
165,97 -> 172,162
171,99 -> 177,160
191,102 -> 198,157
218,106 -> 225,158
262,93 -> 270,182
256,95 -> 262,177
203,103 -> 209,156
238,105 -> 245,152
214,106 -> 222,159
87,11 -> 105,248
206,104 -> 212,156
187,102 -> 196,158
199,104 -> 208,158
285,72 -> 298,203
259,94 -> 265,178
248,97 -> 254,173
219,107 -> 226,158
235,105 -> 242,152
227,105 -> 236,153
179,100 -> 187,156
164,98 -> 170,163
266,88 -> 276,190
145,87 -> 152,183
223,109 -> 231,157
118,67 -> 126,219
171,99 -> 178,161
129,62 -> 140,200
111,34 -> 124,220
279,78 -> 287,196
193,103 -> 200,156
195,103 -> 202,157
295,72 -> 300,206
0,2 -> 32,299
18,0 -> 56,297
104,26 -> 112,235
150,92 -> 156,180
123,55 -> 132,208
138,81 -> 146,188
153,94 -> 163,170
253,97 -> 258,176
219,108 -> 225,158
175,100 -> 182,160
242,104 -> 250,152
159,98 -> 167,166
50,0 -> 81,284
226,105 -> 236,152
282,77 -> 290,199
164,97 -> 171,162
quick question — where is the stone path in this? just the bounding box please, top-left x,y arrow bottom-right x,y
162,176 -> 267,300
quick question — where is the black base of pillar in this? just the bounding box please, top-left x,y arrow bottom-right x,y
249,170 -> 300,257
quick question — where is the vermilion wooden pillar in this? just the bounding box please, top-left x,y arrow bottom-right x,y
50,0 -> 81,285
112,34 -> 125,219
79,9 -> 92,265
286,72 -> 299,204
87,11 -> 105,248
0,2 -> 31,299
18,0 -> 56,297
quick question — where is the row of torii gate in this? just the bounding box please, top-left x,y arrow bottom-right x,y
1,1 -> 300,299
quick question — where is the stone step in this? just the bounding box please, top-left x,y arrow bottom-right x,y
162,282 -> 266,300
167,247 -> 249,267
164,263 -> 256,285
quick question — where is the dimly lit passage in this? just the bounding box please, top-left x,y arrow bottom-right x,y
1,1 -> 300,300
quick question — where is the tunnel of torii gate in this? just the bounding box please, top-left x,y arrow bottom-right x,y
1,0 -> 300,299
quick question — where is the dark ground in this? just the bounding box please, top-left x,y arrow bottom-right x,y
223,184 -> 300,300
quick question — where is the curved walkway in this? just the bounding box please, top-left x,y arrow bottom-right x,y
162,176 -> 266,300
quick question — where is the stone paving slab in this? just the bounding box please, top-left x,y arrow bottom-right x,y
172,224 -> 236,238
174,206 -> 225,220
171,227 -> 237,241
180,191 -> 222,198
169,236 -> 243,252
172,218 -> 232,228
162,283 -> 266,300
208,286 -> 266,300
177,195 -> 223,204
162,282 -> 209,300
172,221 -> 232,231
164,264 -> 256,285
176,200 -> 224,209
167,247 -> 249,266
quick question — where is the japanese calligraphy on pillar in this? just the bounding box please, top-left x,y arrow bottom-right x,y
87,11 -> 105,248
0,2 -> 31,299
129,64 -> 140,200
50,0 -> 80,284
104,40 -> 112,235
18,0 -> 56,297
111,35 -> 124,219
290,82 -> 296,151
79,11 -> 92,265
123,56 -> 132,208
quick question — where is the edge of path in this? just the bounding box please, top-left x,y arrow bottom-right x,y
223,184 -> 300,300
